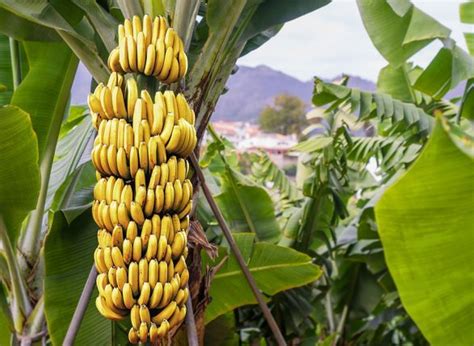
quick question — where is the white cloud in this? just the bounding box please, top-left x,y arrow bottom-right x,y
238,0 -> 468,81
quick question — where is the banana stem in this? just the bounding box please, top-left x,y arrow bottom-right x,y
0,215 -> 31,331
9,38 -> 21,89
184,284 -> 198,346
117,0 -> 143,19
173,0 -> 200,51
64,265 -> 97,346
190,153 -> 286,346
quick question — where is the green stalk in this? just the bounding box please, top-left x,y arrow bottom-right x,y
9,38 -> 21,90
0,215 -> 31,332
117,0 -> 143,18
173,0 -> 200,50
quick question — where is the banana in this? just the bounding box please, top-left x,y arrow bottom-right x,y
138,258 -> 149,290
175,289 -> 185,306
148,137 -> 158,168
177,158 -> 187,181
128,328 -> 139,344
88,93 -> 103,115
157,282 -> 173,309
149,166 -> 161,190
158,17 -> 167,41
109,201 -> 119,226
172,180 -> 183,211
112,178 -> 124,202
107,73 -> 118,88
158,47 -> 174,81
136,32 -> 146,72
175,256 -> 186,275
138,141 -> 149,172
148,258 -> 159,288
92,201 -> 102,227
138,282 -> 151,305
127,36 -> 137,71
180,268 -> 189,288
131,304 -> 141,329
153,38 -> 166,76
144,44 -> 156,76
165,125 -> 181,153
135,186 -> 147,207
96,273 -> 108,296
149,282 -> 163,309
124,124 -> 134,154
155,91 -> 166,111
103,247 -> 114,270
100,86 -> 114,119
159,162 -> 169,186
91,145 -> 103,174
112,247 -> 125,267
100,202 -> 114,231
157,320 -> 170,338
151,214 -> 161,236
176,93 -> 189,122
126,78 -> 138,119
139,322 -> 148,344
163,182 -> 174,212
124,18 -> 133,37
141,189 -> 154,218
135,168 -> 146,190
122,283 -> 136,309
107,145 -> 119,175
167,156 -> 177,183
151,103 -> 165,135
96,296 -> 125,320
100,144 -> 113,175
149,323 -> 159,344
116,267 -> 128,291
118,202 -> 130,227
154,185 -> 164,214
119,37 -> 129,72
164,56 -> 179,84
146,234 -> 158,261
94,178 -> 106,201
171,232 -> 186,259
121,185 -> 133,211
151,16 -> 159,43
156,136 -> 167,164
111,287 -> 126,309
122,238 -> 132,265
168,262 -> 176,283
152,301 -> 176,324
160,215 -> 172,240
132,15 -> 142,39
94,248 -> 108,273
126,221 -> 138,240
181,216 -> 190,231
142,14 -> 152,45
108,48 -> 122,73
178,200 -> 192,219
105,176 -> 115,204
157,235 -> 167,261
111,225 -> 124,247
178,120 -> 191,156
133,236 -> 143,262
129,146 -> 139,178
116,148 -> 130,179
117,119 -> 125,148
163,91 -> 176,118
178,50 -> 188,80
98,119 -> 107,143
128,262 -> 139,296
158,261 -> 168,285
141,219 -> 152,248
140,304 -> 151,324
178,181 -> 191,212
112,86 -> 127,118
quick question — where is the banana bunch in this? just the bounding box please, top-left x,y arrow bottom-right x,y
88,15 -> 195,345
108,15 -> 188,83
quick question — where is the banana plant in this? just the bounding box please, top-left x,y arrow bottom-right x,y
0,0 -> 332,343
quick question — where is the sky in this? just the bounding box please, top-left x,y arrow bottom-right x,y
238,0 -> 469,82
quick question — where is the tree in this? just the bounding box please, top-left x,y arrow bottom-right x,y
259,94 -> 307,136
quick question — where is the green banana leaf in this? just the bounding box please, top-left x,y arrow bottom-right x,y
0,8 -> 60,41
46,106 -> 94,212
11,41 -> 78,161
203,233 -> 322,323
0,284 -> 13,344
0,35 -> 12,105
356,0 -> 450,66
44,210 -> 128,345
375,119 -> 474,345
0,105 -> 40,240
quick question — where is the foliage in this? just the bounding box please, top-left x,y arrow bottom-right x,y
375,119 -> 474,345
259,93 -> 308,136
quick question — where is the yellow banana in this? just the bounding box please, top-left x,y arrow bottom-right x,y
138,282 -> 151,305
132,15 -> 142,39
138,258 -> 149,290
164,56 -> 179,84
149,165 -> 161,189
129,146 -> 139,178
119,37 -> 129,72
178,200 -> 192,219
128,328 -> 139,344
159,162 -> 169,186
142,14 -> 152,45
140,304 -> 151,324
158,261 -> 168,285
138,141 -> 149,172
154,185 -> 164,214
178,50 -> 188,80
107,145 -> 118,176
118,202 -> 130,227
151,17 -> 159,43
111,287 -> 126,309
177,158 -> 187,181
139,322 -> 148,344
112,246 -> 125,267
126,221 -> 138,240
126,78 -> 138,119
103,246 -> 114,270
157,235 -> 167,261
131,304 -> 141,329
112,86 -> 127,118
124,18 -> 133,37
151,103 -> 165,135
165,125 -> 181,153
135,168 -> 146,190
94,248 -> 108,273
105,176 -> 115,204
172,180 -> 183,211
151,214 -> 161,236
153,38 -> 166,76
87,93 -> 103,115
163,182 -> 174,212
122,283 -> 136,309
158,17 -> 167,41
96,296 -> 124,320
171,232 -> 186,259
117,147 -> 130,179
152,301 -> 176,324
148,258 -> 159,288
111,225 -> 124,247
108,48 -> 122,73
167,156 -> 177,183
100,86 -> 114,119
128,262 -> 139,296
112,178 -> 124,202
122,239 -> 132,265
156,135 -> 167,164
141,219 -> 152,248
158,47 -> 173,81
144,44 -> 156,76
137,32 -> 146,72
148,137 -> 158,168
149,282 -> 164,309
180,268 -> 189,288
132,236 -> 143,262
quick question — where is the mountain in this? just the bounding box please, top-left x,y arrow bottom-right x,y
213,65 -> 376,121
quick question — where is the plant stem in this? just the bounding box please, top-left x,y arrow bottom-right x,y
184,284 -> 198,346
64,265 -> 97,346
321,274 -> 335,333
173,0 -> 200,50
117,0 -> 143,18
190,153 -> 286,346
9,38 -> 21,89
0,215 -> 31,331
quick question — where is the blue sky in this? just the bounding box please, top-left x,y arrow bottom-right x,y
239,0 -> 469,81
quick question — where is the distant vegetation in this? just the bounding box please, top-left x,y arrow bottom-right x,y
259,94 -> 308,136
